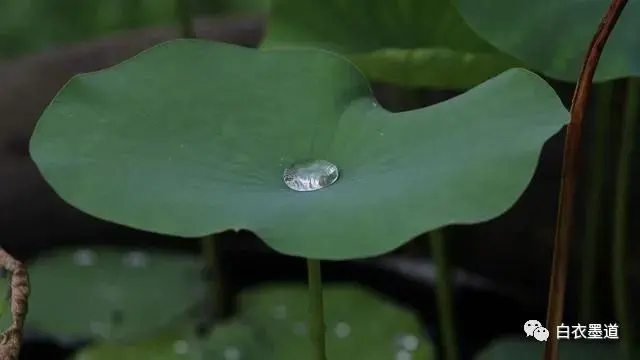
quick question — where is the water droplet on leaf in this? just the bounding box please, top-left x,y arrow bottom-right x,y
173,340 -> 189,354
334,321 -> 351,338
395,350 -> 412,360
122,251 -> 148,268
73,249 -> 96,266
223,347 -> 241,360
283,160 -> 339,192
293,322 -> 307,335
395,333 -> 419,351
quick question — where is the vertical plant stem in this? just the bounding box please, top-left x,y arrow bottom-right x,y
202,235 -> 225,322
580,82 -> 614,322
175,0 -> 195,38
430,229 -> 459,360
307,259 -> 327,360
544,1 -> 629,360
120,0 -> 143,29
612,78 -> 638,359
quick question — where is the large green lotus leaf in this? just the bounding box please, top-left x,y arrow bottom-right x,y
454,0 -> 640,82
262,0 -> 521,89
74,284 -> 434,360
29,40 -> 569,260
19,248 -> 205,342
475,337 -> 639,359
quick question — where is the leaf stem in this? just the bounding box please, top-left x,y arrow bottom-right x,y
544,1 -> 629,359
612,78 -> 638,359
580,82 -> 614,322
175,0 -> 195,38
307,259 -> 327,360
430,229 -> 459,360
202,235 -> 225,323
119,0 -> 143,29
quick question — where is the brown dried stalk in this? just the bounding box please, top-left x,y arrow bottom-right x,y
544,1 -> 629,360
0,248 -> 29,360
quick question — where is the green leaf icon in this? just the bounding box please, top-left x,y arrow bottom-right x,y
30,40 -> 568,259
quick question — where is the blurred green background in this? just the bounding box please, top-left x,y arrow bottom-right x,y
0,0 -> 268,58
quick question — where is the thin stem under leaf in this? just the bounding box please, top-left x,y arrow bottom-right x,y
430,229 -> 459,360
580,82 -> 614,322
544,1 -> 629,359
612,78 -> 638,359
119,0 -> 143,29
175,0 -> 195,38
202,235 -> 225,323
307,259 -> 327,360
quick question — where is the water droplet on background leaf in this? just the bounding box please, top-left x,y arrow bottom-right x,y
73,249 -> 97,266
173,340 -> 189,354
283,160 -> 339,192
334,321 -> 351,338
395,350 -> 412,360
223,347 -> 241,360
293,322 -> 307,335
122,251 -> 148,268
397,334 -> 419,351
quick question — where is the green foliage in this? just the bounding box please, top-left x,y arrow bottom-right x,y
73,326 -> 205,360
454,0 -> 640,82
475,338 -> 640,360
29,40 -> 568,260
0,0 -> 268,58
263,0 -> 521,88
17,248 -> 205,342
0,0 -> 175,57
74,284 -> 435,360
199,0 -> 270,15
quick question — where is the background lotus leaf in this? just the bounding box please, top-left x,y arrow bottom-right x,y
72,326 -> 208,360
454,0 -> 640,82
29,40 -> 568,260
15,248 -> 205,342
0,0 -> 177,57
262,0 -> 521,89
74,284 -> 435,360
0,0 -> 268,57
